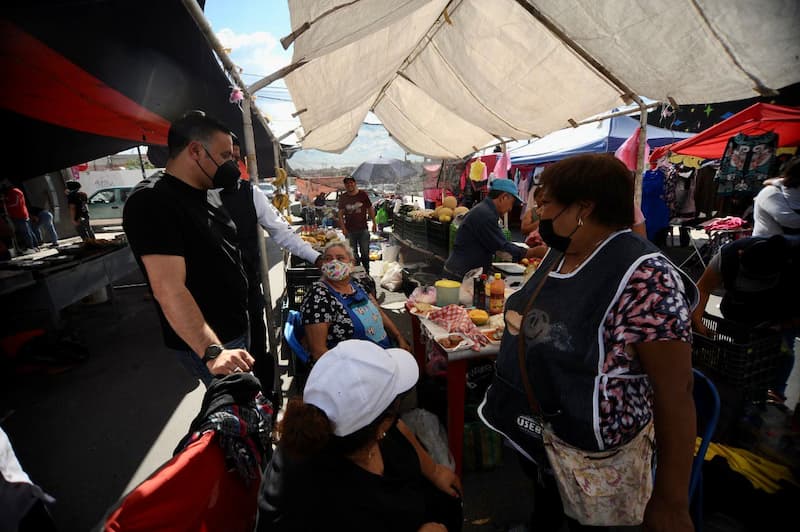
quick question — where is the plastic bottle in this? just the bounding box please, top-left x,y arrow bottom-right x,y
483,273 -> 491,310
489,273 -> 505,315
473,275 -> 486,309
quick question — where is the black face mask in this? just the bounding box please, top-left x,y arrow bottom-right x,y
199,147 -> 241,189
538,206 -> 581,253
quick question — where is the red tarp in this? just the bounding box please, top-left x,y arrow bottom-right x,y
651,103 -> 800,162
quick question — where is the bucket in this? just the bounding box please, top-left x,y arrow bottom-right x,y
381,243 -> 400,263
435,279 -> 461,307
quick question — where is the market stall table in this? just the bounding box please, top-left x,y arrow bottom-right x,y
407,304 -> 504,477
0,242 -> 137,329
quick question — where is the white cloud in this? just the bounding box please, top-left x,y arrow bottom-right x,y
213,28 -> 411,167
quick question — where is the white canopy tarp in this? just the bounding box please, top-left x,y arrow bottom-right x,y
279,0 -> 800,159
509,115 -> 695,166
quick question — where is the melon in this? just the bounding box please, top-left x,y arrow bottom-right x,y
442,196 -> 458,210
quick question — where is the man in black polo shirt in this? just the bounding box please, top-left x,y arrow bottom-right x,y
123,110 -> 254,385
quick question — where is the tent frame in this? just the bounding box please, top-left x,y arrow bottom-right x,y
183,0 -> 284,393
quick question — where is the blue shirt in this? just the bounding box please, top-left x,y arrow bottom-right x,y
444,197 -> 525,279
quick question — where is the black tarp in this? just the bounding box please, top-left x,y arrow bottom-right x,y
1,0 -> 276,180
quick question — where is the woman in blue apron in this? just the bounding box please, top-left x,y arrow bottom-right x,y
300,241 -> 412,360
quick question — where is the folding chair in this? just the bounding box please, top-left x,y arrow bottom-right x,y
103,431 -> 259,532
689,368 -> 721,531
283,309 -> 311,390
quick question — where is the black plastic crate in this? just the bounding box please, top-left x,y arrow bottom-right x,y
692,313 -> 783,402
406,218 -> 427,248
285,282 -> 314,311
426,218 -> 451,257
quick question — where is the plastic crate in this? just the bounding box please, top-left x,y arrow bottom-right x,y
426,218 -> 451,258
285,254 -> 320,311
692,313 -> 782,402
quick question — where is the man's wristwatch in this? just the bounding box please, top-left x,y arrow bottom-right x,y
202,344 -> 224,364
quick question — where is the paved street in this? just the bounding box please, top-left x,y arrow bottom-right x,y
1,231 -> 797,531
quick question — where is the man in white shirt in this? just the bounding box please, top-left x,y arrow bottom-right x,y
221,177 -> 322,397
752,157 -> 800,237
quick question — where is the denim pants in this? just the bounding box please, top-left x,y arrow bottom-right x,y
348,229 -> 371,272
33,211 -> 58,245
175,334 -> 249,387
13,219 -> 37,249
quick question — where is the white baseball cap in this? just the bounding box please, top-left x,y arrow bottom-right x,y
303,339 -> 419,437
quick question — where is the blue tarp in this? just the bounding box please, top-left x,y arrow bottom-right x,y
510,115 -> 694,166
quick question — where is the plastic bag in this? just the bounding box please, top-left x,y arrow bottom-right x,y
401,408 -> 455,469
380,262 -> 404,291
409,285 -> 437,305
458,267 -> 483,306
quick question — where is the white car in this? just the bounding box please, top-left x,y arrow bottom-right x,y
257,183 -> 276,199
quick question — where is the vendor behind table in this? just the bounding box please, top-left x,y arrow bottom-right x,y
443,179 -> 540,282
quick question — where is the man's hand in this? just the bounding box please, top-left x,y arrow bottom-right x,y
371,221 -> 378,233
206,348 -> 255,376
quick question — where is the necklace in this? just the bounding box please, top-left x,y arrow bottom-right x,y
559,235 -> 609,274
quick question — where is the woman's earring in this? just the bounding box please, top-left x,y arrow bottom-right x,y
577,217 -> 584,227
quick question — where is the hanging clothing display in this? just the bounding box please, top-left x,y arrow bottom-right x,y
641,169 -> 671,242
715,132 -> 779,196
674,167 -> 697,217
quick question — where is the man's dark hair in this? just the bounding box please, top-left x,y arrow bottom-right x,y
487,189 -> 504,200
539,154 -> 634,227
780,157 -> 800,188
167,110 -> 233,158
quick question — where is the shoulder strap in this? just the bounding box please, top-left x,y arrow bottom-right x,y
322,280 -> 368,340
517,250 -> 562,416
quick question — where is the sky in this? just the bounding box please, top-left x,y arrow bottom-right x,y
203,0 -> 421,170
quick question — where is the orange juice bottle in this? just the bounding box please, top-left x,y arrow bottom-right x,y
489,273 -> 505,315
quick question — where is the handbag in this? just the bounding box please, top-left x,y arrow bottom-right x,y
516,255 -> 655,526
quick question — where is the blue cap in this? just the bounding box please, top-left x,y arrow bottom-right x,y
489,178 -> 523,203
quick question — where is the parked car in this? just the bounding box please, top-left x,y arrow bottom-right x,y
257,182 -> 276,199
87,186 -> 133,221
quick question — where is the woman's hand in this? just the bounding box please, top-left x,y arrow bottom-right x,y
643,494 -> 693,532
429,463 -> 462,498
396,336 -> 412,352
418,523 -> 447,532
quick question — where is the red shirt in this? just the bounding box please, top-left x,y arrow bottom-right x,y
3,187 -> 29,220
338,190 -> 372,232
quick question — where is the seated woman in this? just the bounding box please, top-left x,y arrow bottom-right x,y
258,339 -> 462,531
301,241 -> 411,360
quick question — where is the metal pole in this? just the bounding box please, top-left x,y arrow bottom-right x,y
183,0 -> 281,388
136,145 -> 146,179
631,96 -> 649,208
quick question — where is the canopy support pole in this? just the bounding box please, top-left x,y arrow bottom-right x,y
183,0 -> 281,391
631,96 -> 648,208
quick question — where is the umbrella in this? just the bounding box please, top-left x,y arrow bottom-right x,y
351,158 -> 418,187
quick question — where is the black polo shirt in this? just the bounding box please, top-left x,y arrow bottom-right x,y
123,173 -> 248,351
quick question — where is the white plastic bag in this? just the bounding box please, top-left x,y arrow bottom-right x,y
401,408 -> 455,469
380,263 -> 404,291
458,267 -> 483,306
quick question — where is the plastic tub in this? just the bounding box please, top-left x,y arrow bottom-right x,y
435,279 -> 461,307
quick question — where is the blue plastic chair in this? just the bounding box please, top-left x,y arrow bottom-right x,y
689,368 -> 721,531
283,310 -> 311,367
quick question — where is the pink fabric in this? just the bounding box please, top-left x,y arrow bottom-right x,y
614,127 -> 650,171
493,151 -> 511,179
704,216 -> 746,231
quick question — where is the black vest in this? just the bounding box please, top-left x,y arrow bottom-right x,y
479,231 -> 697,456
220,180 -> 260,284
